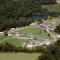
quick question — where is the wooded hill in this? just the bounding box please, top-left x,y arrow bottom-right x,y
0,0 -> 56,20
0,0 -> 56,31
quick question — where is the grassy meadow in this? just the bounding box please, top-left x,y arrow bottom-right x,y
0,53 -> 40,60
44,4 -> 60,12
43,17 -> 60,26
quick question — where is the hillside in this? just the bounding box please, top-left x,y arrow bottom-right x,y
44,4 -> 60,13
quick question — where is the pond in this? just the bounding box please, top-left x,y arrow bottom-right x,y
28,15 -> 47,20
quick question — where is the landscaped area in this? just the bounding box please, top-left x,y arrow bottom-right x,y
14,27 -> 49,39
0,25 -> 53,48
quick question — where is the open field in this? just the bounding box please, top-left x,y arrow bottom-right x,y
16,27 -> 49,39
43,17 -> 60,26
0,35 -> 25,47
0,53 -> 40,60
44,4 -> 60,12
18,27 -> 40,33
3,38 -> 24,47
0,36 -> 7,41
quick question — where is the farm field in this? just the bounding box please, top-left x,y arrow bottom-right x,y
0,35 -> 25,47
0,53 -> 40,60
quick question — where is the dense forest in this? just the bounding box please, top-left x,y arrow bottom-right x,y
0,0 -> 42,20
0,0 -> 56,31
0,0 -> 56,20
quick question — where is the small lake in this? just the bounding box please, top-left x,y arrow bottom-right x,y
28,15 -> 46,20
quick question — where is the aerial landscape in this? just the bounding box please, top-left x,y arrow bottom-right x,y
0,0 -> 60,60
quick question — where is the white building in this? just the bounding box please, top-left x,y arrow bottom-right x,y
0,32 -> 4,35
8,32 -> 12,36
30,23 -> 37,26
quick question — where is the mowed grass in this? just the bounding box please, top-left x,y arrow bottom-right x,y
2,38 -> 24,47
0,36 -> 7,41
18,27 -> 40,34
0,52 -> 40,60
18,27 -> 48,37
44,4 -> 60,12
0,26 -> 52,46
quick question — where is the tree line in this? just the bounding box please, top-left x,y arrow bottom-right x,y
54,24 -> 60,33
0,17 -> 32,31
0,0 -> 56,31
0,0 -> 56,20
0,0 -> 42,20
38,39 -> 60,60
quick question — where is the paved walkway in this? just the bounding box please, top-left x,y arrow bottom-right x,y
9,26 -> 30,33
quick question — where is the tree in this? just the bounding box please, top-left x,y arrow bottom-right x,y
16,17 -> 31,27
38,40 -> 60,60
54,24 -> 60,33
4,30 -> 8,36
38,20 -> 43,24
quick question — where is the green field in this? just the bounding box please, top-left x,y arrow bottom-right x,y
44,4 -> 60,12
0,53 -> 40,60
0,37 -> 24,47
0,36 -> 7,41
43,17 -> 60,26
16,27 -> 49,39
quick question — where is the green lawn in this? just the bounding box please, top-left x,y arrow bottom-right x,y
0,52 -> 40,60
17,27 -> 49,39
2,38 -> 24,47
0,26 -> 52,47
44,4 -> 60,12
0,36 -> 7,41
17,27 -> 40,34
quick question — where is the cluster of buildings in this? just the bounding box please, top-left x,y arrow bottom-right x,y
39,23 -> 55,31
7,30 -> 53,48
30,22 -> 56,31
23,39 -> 53,48
0,21 -> 58,49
